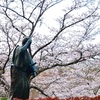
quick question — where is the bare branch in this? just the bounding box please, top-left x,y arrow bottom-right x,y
0,4 -> 33,23
32,8 -> 97,58
38,51 -> 83,74
30,86 -> 49,97
21,0 -> 25,16
3,9 -> 26,36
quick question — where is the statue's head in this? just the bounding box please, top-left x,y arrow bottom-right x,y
22,37 -> 30,46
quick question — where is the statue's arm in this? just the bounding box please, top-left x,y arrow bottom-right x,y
12,45 -> 19,64
20,38 -> 32,51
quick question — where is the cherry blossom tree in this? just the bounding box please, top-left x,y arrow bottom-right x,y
0,0 -> 100,97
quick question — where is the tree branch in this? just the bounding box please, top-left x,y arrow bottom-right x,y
30,86 -> 49,97
32,8 -> 97,58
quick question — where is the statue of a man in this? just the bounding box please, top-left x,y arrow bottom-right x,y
9,37 -> 37,100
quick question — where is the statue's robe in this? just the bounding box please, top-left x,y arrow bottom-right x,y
10,39 -> 36,99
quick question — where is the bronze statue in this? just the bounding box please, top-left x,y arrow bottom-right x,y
9,37 -> 37,100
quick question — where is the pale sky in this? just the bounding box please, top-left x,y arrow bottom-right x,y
0,0 -> 100,44
34,0 -> 100,45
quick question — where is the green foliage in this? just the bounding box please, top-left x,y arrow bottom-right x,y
0,97 -> 7,100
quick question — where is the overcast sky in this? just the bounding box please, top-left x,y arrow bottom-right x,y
34,0 -> 100,44
0,0 -> 100,44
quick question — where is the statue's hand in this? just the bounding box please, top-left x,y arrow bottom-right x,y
28,38 -> 32,44
33,71 -> 37,77
31,64 -> 37,77
27,38 -> 32,48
